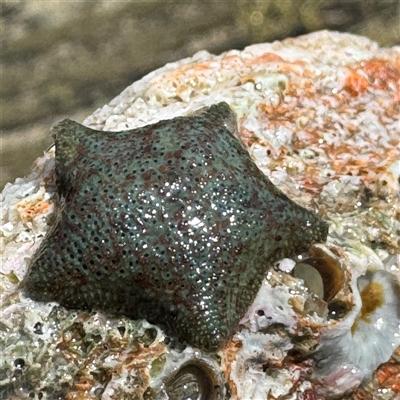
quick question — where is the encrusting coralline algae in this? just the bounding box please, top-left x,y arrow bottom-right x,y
1,31 -> 399,399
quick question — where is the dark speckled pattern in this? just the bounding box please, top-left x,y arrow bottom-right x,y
23,102 -> 328,352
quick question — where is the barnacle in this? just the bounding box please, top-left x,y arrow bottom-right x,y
291,244 -> 400,388
237,242 -> 400,398
164,361 -> 221,400
312,268 -> 400,396
293,244 -> 347,302
146,349 -> 225,399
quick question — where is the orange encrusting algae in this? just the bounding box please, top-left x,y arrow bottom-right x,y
236,55 -> 400,200
344,70 -> 368,97
375,363 -> 400,393
14,198 -> 52,222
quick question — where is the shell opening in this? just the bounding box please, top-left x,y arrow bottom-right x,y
164,361 -> 221,400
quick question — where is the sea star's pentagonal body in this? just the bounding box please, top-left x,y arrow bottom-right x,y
22,102 -> 328,352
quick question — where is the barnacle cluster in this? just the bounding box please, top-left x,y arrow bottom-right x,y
232,242 -> 400,398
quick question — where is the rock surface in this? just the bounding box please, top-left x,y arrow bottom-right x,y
1,31 -> 399,399
2,1 -> 399,189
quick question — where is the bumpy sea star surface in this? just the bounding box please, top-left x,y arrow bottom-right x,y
22,102 -> 328,351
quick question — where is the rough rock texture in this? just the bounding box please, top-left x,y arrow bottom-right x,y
1,31 -> 399,399
2,1 -> 399,189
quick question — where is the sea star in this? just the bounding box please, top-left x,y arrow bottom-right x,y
22,102 -> 328,352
